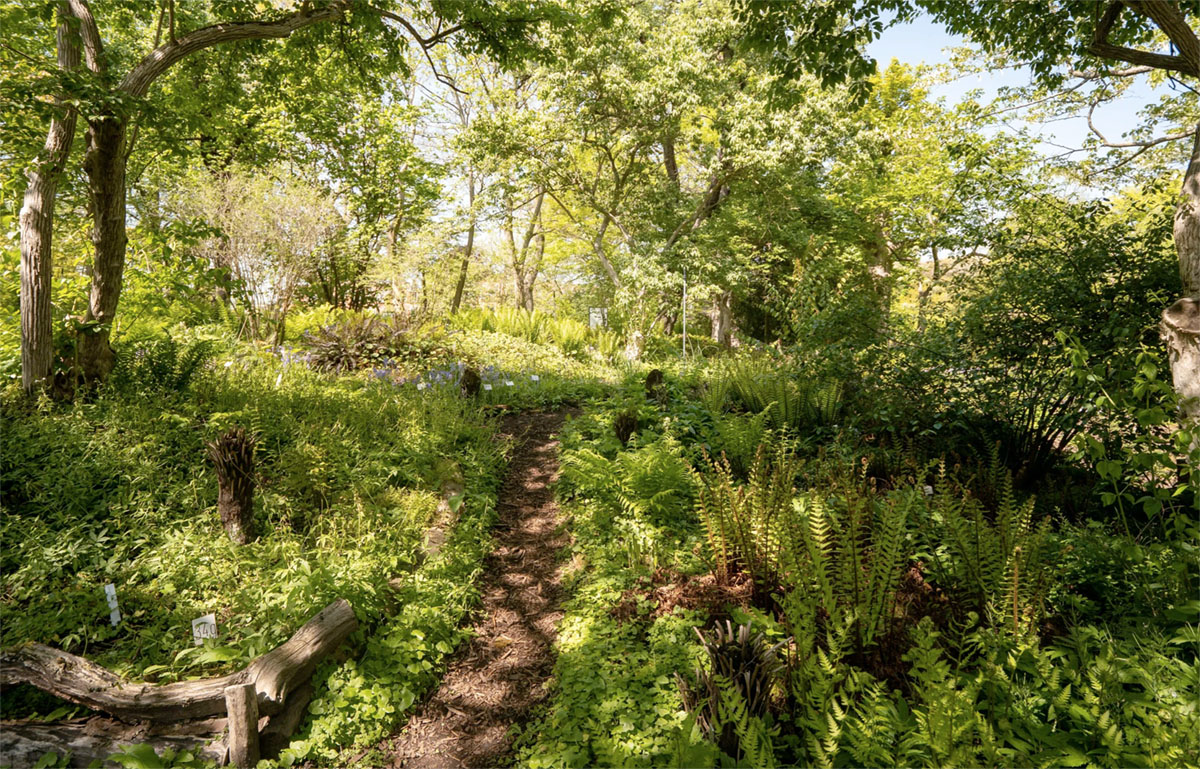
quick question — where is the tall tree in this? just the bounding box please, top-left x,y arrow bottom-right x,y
13,0 -> 561,388
17,1 -> 81,392
735,0 -> 1200,428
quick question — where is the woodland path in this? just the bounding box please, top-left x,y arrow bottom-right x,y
383,410 -> 569,768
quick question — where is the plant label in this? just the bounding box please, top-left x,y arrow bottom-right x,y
530,375 -> 540,382
417,382 -> 426,390
274,372 -> 283,387
923,485 -> 934,498
483,383 -> 492,391
192,613 -> 218,646
104,583 -> 121,626
505,380 -> 514,387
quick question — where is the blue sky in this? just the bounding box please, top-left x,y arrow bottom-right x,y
866,15 -> 1163,157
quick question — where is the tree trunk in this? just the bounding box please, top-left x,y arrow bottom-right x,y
19,2 -> 81,393
711,291 -> 733,346
451,176 -> 476,313
1164,124 -> 1200,432
78,117 -> 129,382
865,227 -> 893,333
917,243 -> 939,334
208,428 -> 257,545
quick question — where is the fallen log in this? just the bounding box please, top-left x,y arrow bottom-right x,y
0,716 -> 227,768
0,599 -> 357,722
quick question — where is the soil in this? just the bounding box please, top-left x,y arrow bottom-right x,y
383,410 -> 569,768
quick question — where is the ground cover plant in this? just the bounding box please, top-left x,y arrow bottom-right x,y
3,0 -> 1200,766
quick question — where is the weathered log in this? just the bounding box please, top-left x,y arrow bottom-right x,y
224,684 -> 258,768
0,716 -> 226,768
0,599 -> 357,722
259,681 -> 312,760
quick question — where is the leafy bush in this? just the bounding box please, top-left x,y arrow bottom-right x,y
724,357 -> 843,433
109,333 -> 215,394
304,315 -> 412,372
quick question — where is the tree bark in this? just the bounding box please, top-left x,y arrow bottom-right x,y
78,117 -> 129,381
711,290 -> 733,346
1164,124 -> 1200,431
18,2 -> 81,392
450,175 -> 477,313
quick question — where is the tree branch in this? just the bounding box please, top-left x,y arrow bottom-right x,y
120,1 -> 356,97
1087,97 -> 1196,147
1089,1 -> 1199,75
1125,0 -> 1200,73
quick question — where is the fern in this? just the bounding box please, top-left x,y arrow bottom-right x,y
695,444 -> 801,590
927,459 -> 1050,634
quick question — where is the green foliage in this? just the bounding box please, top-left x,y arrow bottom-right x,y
302,314 -> 434,373
919,460 -> 1052,634
724,358 -> 843,433
453,307 -> 620,363
0,349 -> 501,691
110,334 -> 215,394
696,444 -> 802,590
678,621 -> 785,761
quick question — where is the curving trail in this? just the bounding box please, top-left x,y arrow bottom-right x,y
384,411 -> 568,768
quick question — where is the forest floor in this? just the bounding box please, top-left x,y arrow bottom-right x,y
382,410 -> 569,768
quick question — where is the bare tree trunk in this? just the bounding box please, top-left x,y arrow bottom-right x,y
917,243 -> 939,334
663,136 -> 679,187
78,117 -> 129,382
18,2 -> 81,392
451,176 -> 476,313
865,227 -> 893,334
1164,124 -> 1200,431
711,291 -> 733,346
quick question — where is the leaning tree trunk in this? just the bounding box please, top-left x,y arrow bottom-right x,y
78,116 -> 129,382
18,2 -> 81,393
1164,124 -> 1200,434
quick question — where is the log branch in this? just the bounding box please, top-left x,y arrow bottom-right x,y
0,599 -> 357,722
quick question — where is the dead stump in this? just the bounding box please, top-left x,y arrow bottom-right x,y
207,427 -> 257,544
460,367 -> 481,398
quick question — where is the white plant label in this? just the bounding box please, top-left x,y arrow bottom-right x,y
483,383 -> 493,391
416,382 -> 427,391
104,583 -> 121,627
274,371 -> 283,387
192,613 -> 218,646
530,375 -> 540,382
505,380 -> 514,387
923,485 -> 934,498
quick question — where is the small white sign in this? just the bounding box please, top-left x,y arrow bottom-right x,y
505,380 -> 514,387
104,583 -> 121,627
274,371 -> 283,387
192,613 -> 218,646
416,382 -> 426,391
483,383 -> 493,391
923,485 -> 934,498
530,375 -> 540,382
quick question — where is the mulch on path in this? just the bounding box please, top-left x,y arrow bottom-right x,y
383,410 -> 569,769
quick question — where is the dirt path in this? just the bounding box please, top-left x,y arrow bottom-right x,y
384,411 -> 568,768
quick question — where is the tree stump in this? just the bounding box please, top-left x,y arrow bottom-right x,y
614,409 -> 637,446
645,368 -> 665,402
460,367 -> 481,398
207,427 -> 257,544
